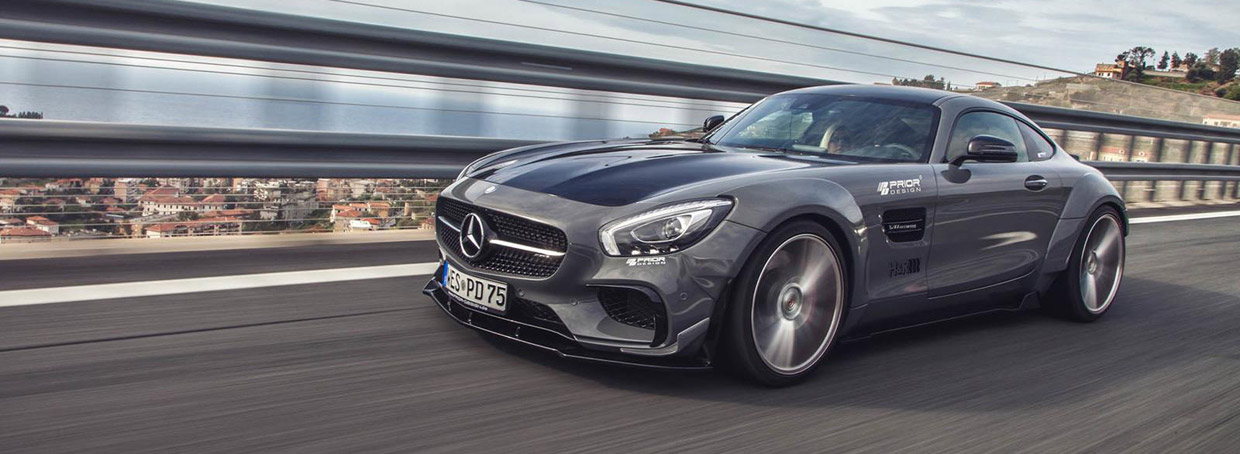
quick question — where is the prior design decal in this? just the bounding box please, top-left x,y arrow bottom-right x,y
626,257 -> 667,267
888,257 -> 922,277
878,176 -> 923,196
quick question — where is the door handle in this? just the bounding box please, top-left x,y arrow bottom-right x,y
1024,175 -> 1049,191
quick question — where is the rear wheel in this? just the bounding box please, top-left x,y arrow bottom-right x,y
1048,206 -> 1125,322
722,221 -> 847,386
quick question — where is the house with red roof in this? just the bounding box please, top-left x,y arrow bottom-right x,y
0,227 -> 52,243
26,216 -> 60,234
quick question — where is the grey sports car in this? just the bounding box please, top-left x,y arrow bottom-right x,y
423,84 -> 1127,385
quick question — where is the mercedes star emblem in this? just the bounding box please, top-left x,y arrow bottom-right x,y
459,213 -> 487,259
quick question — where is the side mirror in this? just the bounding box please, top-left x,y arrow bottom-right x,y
951,135 -> 1019,166
703,115 -> 725,133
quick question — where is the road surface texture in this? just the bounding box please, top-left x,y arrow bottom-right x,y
1,214 -> 1237,453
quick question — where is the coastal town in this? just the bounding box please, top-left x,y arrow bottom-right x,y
0,177 -> 447,243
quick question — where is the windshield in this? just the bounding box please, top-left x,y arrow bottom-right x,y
707,93 -> 939,163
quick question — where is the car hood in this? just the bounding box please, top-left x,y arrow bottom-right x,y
469,139 -> 832,206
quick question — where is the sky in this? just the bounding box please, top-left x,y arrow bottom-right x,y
708,0 -> 1236,72
0,0 -> 1235,138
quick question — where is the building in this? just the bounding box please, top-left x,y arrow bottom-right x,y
190,216 -> 244,236
144,223 -> 187,238
45,179 -> 82,191
255,184 -> 315,221
25,216 -> 60,234
1093,61 -> 1127,79
201,194 -> 228,211
83,178 -> 109,194
348,180 -> 375,198
332,208 -> 362,223
1203,114 -> 1240,129
0,189 -> 19,213
316,179 -> 350,202
113,178 -> 143,202
974,81 -> 1001,90
145,216 -> 243,238
157,178 -> 197,191
140,196 -> 201,216
43,198 -> 67,210
0,227 -> 52,243
348,218 -> 381,231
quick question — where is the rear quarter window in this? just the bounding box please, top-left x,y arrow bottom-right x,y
1018,121 -> 1056,162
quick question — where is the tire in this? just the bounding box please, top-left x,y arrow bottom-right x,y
722,220 -> 848,386
1047,206 -> 1126,322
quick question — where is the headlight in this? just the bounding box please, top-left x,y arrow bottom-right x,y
599,199 -> 733,256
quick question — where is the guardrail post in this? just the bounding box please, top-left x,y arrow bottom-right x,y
1154,139 -> 1187,203
1129,136 -> 1157,202
1205,142 -> 1226,200
1062,130 -> 1100,160
1180,141 -> 1206,201
1094,132 -> 1109,162
1231,144 -> 1240,200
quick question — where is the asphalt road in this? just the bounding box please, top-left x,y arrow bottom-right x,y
1,215 -> 1238,453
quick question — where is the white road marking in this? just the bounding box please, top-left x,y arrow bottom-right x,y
1,208 -> 1235,307
0,263 -> 440,308
1129,210 -> 1240,225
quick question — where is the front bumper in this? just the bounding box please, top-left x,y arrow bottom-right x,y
424,273 -> 711,369
423,180 -> 765,369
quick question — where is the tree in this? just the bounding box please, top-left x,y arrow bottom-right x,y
1122,46 -> 1155,81
1186,63 -> 1216,83
1171,52 -> 1182,69
891,74 -> 946,90
0,105 -> 7,116
1184,52 -> 1199,67
1157,51 -> 1169,70
1204,47 -> 1221,65
1218,48 -> 1239,83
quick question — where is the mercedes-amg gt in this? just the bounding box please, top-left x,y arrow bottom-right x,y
423,85 -> 1127,385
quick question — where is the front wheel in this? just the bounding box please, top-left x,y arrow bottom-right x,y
1047,206 -> 1126,322
722,221 -> 847,386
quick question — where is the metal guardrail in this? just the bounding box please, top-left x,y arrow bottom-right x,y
0,0 -> 1237,182
2,119 -> 1238,182
0,120 -> 540,179
1013,103 -> 1240,145
1089,162 -> 1240,182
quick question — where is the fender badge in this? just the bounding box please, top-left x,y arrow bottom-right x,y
484,185 -> 497,194
878,176 -> 923,196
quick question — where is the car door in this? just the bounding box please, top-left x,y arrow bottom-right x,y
927,110 -> 1064,300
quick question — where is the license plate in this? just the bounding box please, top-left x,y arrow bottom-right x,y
442,262 -> 508,314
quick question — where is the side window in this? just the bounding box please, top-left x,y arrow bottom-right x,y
1017,121 -> 1055,161
946,112 -> 1029,163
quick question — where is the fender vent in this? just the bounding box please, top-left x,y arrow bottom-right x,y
881,208 -> 926,242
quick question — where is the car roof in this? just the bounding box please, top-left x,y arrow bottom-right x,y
776,84 -> 966,105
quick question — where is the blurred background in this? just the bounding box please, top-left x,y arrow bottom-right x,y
1,0 -> 1237,244
1,1 -> 1239,453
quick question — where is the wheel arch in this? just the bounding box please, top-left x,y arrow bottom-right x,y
703,204 -> 866,365
1041,171 -> 1128,276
